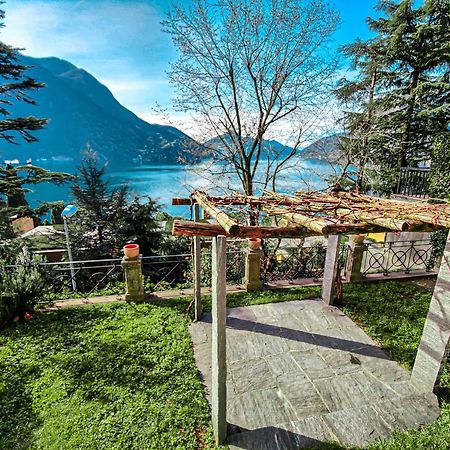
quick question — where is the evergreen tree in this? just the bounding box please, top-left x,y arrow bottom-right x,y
0,5 -> 47,144
71,151 -> 165,259
336,0 -> 450,194
71,151 -> 128,248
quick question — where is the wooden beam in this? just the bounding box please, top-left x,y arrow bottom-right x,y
269,191 -> 422,232
193,191 -> 241,236
193,204 -> 202,321
172,197 -> 192,206
322,235 -> 341,305
172,219 -> 319,238
211,235 -> 227,444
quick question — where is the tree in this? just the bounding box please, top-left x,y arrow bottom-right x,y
0,6 -> 46,144
71,151 -> 165,258
336,0 -> 450,194
163,0 -> 339,201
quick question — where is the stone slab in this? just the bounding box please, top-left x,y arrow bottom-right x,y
188,299 -> 440,448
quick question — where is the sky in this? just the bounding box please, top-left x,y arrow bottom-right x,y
2,0 -> 381,131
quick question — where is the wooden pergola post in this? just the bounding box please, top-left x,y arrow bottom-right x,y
211,235 -> 227,444
322,235 -> 341,305
411,232 -> 450,392
193,203 -> 202,321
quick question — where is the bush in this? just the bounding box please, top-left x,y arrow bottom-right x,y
0,258 -> 48,327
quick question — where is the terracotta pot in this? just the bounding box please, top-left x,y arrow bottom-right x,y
123,243 -> 140,258
248,238 -> 262,250
351,234 -> 366,244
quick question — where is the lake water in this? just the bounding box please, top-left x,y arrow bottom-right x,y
27,159 -> 335,217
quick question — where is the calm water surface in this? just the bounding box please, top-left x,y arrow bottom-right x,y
27,160 -> 335,217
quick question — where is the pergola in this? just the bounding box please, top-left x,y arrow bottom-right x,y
172,189 -> 450,444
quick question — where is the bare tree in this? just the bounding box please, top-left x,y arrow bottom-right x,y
163,0 -> 340,198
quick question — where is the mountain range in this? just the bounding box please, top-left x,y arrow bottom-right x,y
5,55 -> 340,165
5,56 -> 196,164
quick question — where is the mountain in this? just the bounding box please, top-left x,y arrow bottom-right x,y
204,134 -> 295,158
300,134 -> 344,162
4,56 -> 196,164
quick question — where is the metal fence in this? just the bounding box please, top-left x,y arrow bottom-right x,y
361,240 -> 435,276
262,244 -> 349,283
395,167 -> 430,198
0,238 -> 436,301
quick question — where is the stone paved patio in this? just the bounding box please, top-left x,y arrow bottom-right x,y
189,298 -> 440,449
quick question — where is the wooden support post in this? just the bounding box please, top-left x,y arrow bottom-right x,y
322,235 -> 341,305
211,235 -> 227,444
193,204 -> 202,321
411,232 -> 450,392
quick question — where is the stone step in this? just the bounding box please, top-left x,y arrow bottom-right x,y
227,391 -> 440,450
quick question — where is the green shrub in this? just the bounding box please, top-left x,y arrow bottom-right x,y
0,258 -> 48,327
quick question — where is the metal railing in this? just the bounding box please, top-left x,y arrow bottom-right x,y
361,240 -> 436,276
262,244 -> 349,283
395,167 -> 430,198
1,238 -> 436,301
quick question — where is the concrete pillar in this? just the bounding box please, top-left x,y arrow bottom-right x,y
345,234 -> 366,282
411,232 -> 450,392
193,203 -> 202,321
121,256 -> 145,303
243,248 -> 263,291
322,235 -> 341,305
211,235 -> 227,444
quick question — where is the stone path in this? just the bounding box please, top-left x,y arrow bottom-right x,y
189,299 -> 440,449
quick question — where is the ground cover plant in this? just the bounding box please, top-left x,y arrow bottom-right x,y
1,281 -> 449,449
0,302 -> 223,450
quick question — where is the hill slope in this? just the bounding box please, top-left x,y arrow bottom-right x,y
4,56 -> 195,164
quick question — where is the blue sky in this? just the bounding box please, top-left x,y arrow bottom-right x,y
2,0 -> 380,127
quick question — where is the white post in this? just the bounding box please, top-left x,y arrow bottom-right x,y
63,216 -> 77,291
211,235 -> 227,444
411,232 -> 450,392
322,235 -> 341,305
193,203 -> 202,321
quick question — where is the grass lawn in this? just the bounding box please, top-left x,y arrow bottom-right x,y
0,280 -> 449,449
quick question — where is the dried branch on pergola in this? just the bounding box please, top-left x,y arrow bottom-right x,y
172,190 -> 450,238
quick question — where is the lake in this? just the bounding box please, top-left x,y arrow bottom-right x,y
27,159 -> 336,217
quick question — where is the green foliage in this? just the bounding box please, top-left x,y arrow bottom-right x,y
0,256 -> 48,327
429,133 -> 450,200
70,152 -> 188,259
0,302 -> 224,450
0,6 -> 47,144
428,133 -> 450,264
336,0 -> 450,193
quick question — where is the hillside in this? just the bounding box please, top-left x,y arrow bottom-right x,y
4,56 -> 196,164
300,134 -> 344,162
204,134 -> 295,158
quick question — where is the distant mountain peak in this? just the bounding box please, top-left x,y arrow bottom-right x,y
5,55 -> 195,164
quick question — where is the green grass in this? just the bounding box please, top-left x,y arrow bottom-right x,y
0,303 -> 222,450
2,280 -> 450,449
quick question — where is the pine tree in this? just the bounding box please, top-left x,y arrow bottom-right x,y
0,6 -> 47,144
336,0 -> 450,194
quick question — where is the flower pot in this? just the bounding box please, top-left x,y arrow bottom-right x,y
123,243 -> 140,258
248,238 -> 262,250
351,234 -> 366,244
